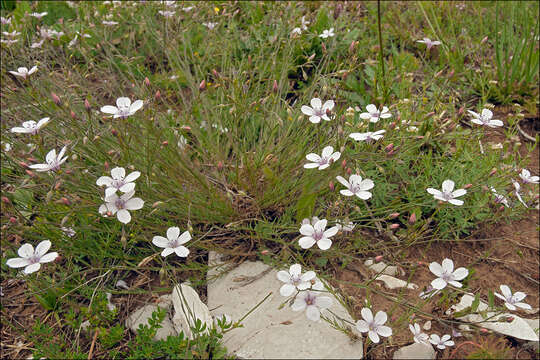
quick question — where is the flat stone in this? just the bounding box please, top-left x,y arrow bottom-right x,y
125,295 -> 177,341
393,343 -> 436,359
171,283 -> 213,340
447,294 -> 539,342
207,252 -> 363,359
364,259 -> 402,276
373,274 -> 418,290
422,321 -> 431,331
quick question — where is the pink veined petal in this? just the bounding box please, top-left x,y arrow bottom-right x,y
336,176 -> 350,188
322,100 -> 335,111
310,98 -> 322,109
6,257 -> 31,268
167,227 -> 181,241
441,258 -> 455,273
116,209 -> 131,224
124,198 -> 144,210
39,252 -> 58,263
116,97 -> 131,108
356,191 -> 372,200
361,308 -> 374,323
289,263 -> 302,276
377,325 -> 392,337
35,240 -> 52,257
308,115 -> 321,123
152,236 -> 169,248
123,171 -> 141,183
429,261 -> 443,276
356,320 -> 369,332
431,277 -> 448,290
18,244 -> 34,258
314,219 -> 327,232
96,176 -> 113,186
280,283 -> 296,297
301,270 -> 316,282
291,297 -> 307,312
366,104 -> 377,113
448,199 -> 464,206
276,270 -> 291,283
323,226 -> 339,238
110,167 -> 126,180
299,224 -> 315,236
515,302 -> 532,310
340,189 -> 354,196
374,311 -> 387,326
305,153 -> 322,162
360,179 -> 375,191
119,182 -> 135,193
24,262 -> 41,274
512,291 -> 527,302
305,305 -> 321,321
129,100 -> 143,113
174,246 -> 189,257
161,247 -> 175,257
299,236 -> 316,249
100,105 -> 118,114
304,163 -> 320,169
368,330 -> 380,343
441,179 -> 455,193
452,267 -> 469,280
448,280 -> 463,288
177,231 -> 191,245
314,296 -> 333,309
301,105 -> 314,116
316,238 -> 332,250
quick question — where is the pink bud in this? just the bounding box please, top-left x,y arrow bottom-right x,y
106,211 -> 113,217
321,42 -> 327,54
506,316 -> 514,323
144,77 -> 150,86
417,261 -> 424,266
389,212 -> 400,219
51,92 -> 61,105
155,90 -> 161,100
70,110 -> 76,119
375,255 -> 383,262
212,69 -> 219,78
104,161 -> 109,171
9,217 -> 17,224
498,205 -> 505,211
390,223 -> 399,229
458,106 -> 464,115
19,161 -> 29,168
426,111 -> 435,117
84,99 -> 91,111
387,150 -> 395,156
389,121 -> 396,130
199,80 -> 206,91
408,213 -> 417,224
448,69 -> 454,77
480,328 -> 489,333
341,159 -> 347,169
463,183 -> 472,189
162,141 -> 168,146
111,129 -> 118,137
261,249 -> 269,255
349,40 -> 356,54
385,143 -> 394,152
489,168 -> 497,176
181,125 -> 192,131
65,170 -> 72,175
25,170 -> 34,177
481,36 -> 488,44
61,197 -> 71,205
481,185 -> 489,191
416,136 -> 424,140
1,196 -> 10,204
217,161 -> 223,171
54,181 -> 62,190
329,181 -> 334,191
346,168 -> 352,175
272,80 -> 278,93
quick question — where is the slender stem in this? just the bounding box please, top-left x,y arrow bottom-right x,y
377,0 -> 387,106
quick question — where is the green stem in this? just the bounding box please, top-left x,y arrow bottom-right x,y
377,0 -> 387,105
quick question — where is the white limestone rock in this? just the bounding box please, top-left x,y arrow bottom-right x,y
393,343 -> 436,359
171,283 -> 213,340
364,259 -> 402,276
373,274 -> 418,290
125,295 -> 177,341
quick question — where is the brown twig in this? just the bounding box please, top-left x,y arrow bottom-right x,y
450,341 -> 482,358
87,329 -> 99,360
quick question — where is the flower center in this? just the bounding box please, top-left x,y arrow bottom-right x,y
441,272 -> 452,282
114,198 -> 126,209
305,293 -> 315,306
111,179 -> 125,188
312,231 -> 323,241
441,191 -> 453,201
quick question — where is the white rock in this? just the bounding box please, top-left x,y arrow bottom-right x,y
393,343 -> 436,359
171,283 -> 213,340
207,252 -> 364,359
125,295 -> 177,341
423,320 -> 431,331
448,294 -> 539,342
364,259 -> 402,276
373,274 -> 418,290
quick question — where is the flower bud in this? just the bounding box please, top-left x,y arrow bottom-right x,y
408,213 -> 417,224
463,183 -> 472,189
54,181 -> 63,190
161,140 -> 168,146
155,90 -> 161,100
261,249 -> 269,255
70,110 -> 76,119
272,80 -> 278,93
51,92 -> 61,105
506,316 -> 514,323
498,205 -> 505,211
489,168 -> 497,176
1,196 -> 10,204
481,185 -> 489,191
348,40 -> 356,54
9,217 -> 17,224
448,69 -> 454,77
346,168 -> 352,175
111,128 -> 118,137
389,121 -> 396,129
390,223 -> 399,229
25,170 -> 34,177
65,170 -> 72,175
217,161 -> 223,171
84,99 -> 91,111
321,42 -> 327,54
104,161 -> 109,171
385,143 -> 394,152
144,77 -> 150,86
329,181 -> 334,191
19,161 -> 29,168
458,106 -> 464,115
181,125 -> 191,131
480,328 -> 489,333
106,211 -> 113,217
481,36 -> 488,44
341,159 -> 347,169
212,69 -> 219,78
389,212 -> 400,219
199,79 -> 206,91
61,197 -> 71,205
152,201 -> 163,208
375,255 -> 383,262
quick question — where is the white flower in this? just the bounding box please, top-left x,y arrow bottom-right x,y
512,179 -> 528,207
203,22 -> 218,30
319,28 -> 334,38
355,308 -> 392,343
335,219 -> 355,232
349,130 -> 386,142
162,0 -> 178,7
6,240 -> 58,274
291,27 -> 302,36
152,227 -> 191,258
467,109 -> 503,128
276,264 -> 315,296
102,20 -> 119,26
31,39 -> 44,48
61,227 -> 76,238
30,12 -> 48,19
419,285 -> 440,299
301,98 -> 335,123
300,16 -> 309,30
2,30 -> 20,38
1,38 -> 18,45
10,118 -> 50,134
68,32 -> 90,48
8,66 -> 38,79
1,142 -> 12,152
1,16 -> 11,25
416,37 -> 441,50
359,104 -> 392,123
304,146 -> 341,170
158,10 -> 176,18
409,323 -> 430,345
519,169 -> 539,184
96,167 -> 141,198
429,334 -> 454,349
182,6 -> 194,11
299,218 -> 339,250
101,97 -> 144,118
28,146 -> 68,172
291,287 -> 332,322
98,190 -> 144,224
429,258 -> 468,290
490,187 -> 509,207
426,179 -> 466,206
494,285 -> 532,311
336,174 -> 374,200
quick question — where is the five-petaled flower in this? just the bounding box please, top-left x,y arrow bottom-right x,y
359,104 -> 392,123
336,174 -> 374,200
355,308 -> 392,344
28,146 -> 68,172
291,282 -> 332,322
429,258 -> 468,290
416,37 -> 441,50
409,323 -> 429,345
519,169 -> 539,184
11,118 -> 50,134
429,334 -> 454,349
6,240 -> 58,274
101,97 -> 144,118
301,98 -> 335,123
349,130 -> 386,142
158,10 -> 175,18
299,218 -> 339,250
304,146 -> 341,170
494,285 -> 532,311
490,187 -> 509,207
426,179 -> 467,206
96,167 -> 141,198
335,219 -> 355,232
9,66 -> 38,79
30,12 -> 48,19
152,227 -> 191,258
99,190 -> 144,224
319,28 -> 334,38
276,263 -> 315,296
467,109 -> 503,128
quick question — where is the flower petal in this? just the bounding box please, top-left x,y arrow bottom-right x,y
314,296 -> 333,309
39,252 -> 58,263
299,236 -> 316,249
442,180 -> 455,193
35,240 -> 52,257
152,236 -> 169,248
116,97 -> 131,108
125,198 -> 144,210
310,98 -> 322,109
306,305 -> 321,321
377,325 -> 392,337
6,257 -> 31,268
18,243 -> 34,258
117,209 -> 131,224
96,176 -> 113,186
289,263 -> 301,276
123,171 -> 141,183
361,308 -> 373,323
299,224 -> 314,236
129,100 -> 144,113
431,277 -> 448,290
317,238 -> 332,250
429,261 -> 443,276
167,227 -> 181,241
374,311 -> 387,326
24,263 -> 41,274
301,105 -> 314,116
452,267 -> 468,280
161,247 -> 174,257
110,167 -> 126,180
277,270 -> 291,283
356,320 -> 369,332
174,246 -> 189,257
100,105 -> 118,114
280,283 -> 296,297
368,330 -> 380,343
442,258 -> 454,273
